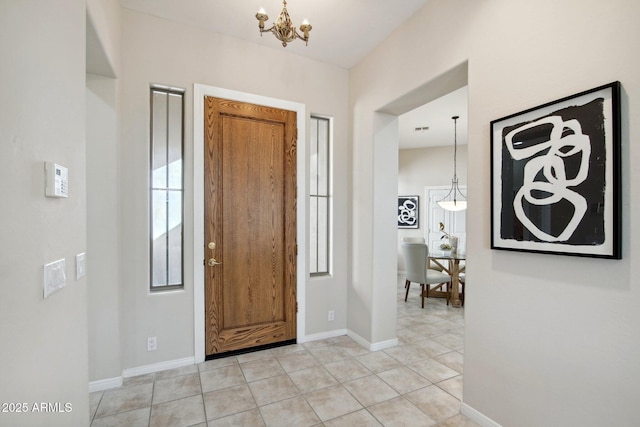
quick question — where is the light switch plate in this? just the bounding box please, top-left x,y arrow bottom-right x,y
76,252 -> 86,279
44,258 -> 66,298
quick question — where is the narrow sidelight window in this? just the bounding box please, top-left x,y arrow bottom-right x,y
310,116 -> 332,276
150,86 -> 184,291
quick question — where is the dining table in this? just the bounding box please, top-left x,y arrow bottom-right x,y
428,250 -> 465,308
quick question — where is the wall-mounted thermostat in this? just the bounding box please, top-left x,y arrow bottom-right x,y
45,162 -> 68,198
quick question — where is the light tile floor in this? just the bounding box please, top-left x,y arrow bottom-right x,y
89,277 -> 479,426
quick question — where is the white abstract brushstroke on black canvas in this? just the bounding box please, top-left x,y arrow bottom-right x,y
398,196 -> 419,228
499,98 -> 605,245
491,82 -> 620,258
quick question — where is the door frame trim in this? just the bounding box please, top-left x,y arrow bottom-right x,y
193,84 -> 306,363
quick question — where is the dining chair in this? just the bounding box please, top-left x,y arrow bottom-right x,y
401,237 -> 425,294
401,242 -> 452,308
401,236 -> 425,243
401,237 -> 445,296
401,237 -> 445,272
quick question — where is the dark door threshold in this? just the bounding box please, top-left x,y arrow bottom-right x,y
205,339 -> 297,361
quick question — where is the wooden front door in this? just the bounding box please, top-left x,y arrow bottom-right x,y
204,96 -> 297,356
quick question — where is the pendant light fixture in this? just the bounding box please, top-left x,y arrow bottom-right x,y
437,116 -> 467,211
256,0 -> 312,47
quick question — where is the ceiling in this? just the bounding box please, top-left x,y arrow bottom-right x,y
120,0 -> 431,69
398,86 -> 468,150
119,0 -> 466,149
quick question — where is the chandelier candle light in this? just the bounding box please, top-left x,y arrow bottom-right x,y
256,0 -> 312,47
437,116 -> 467,211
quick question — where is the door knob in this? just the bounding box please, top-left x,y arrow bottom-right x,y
208,242 -> 216,250
208,258 -> 222,266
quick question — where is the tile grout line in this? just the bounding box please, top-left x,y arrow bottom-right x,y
90,278 -> 469,426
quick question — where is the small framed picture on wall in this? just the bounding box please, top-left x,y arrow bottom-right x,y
398,196 -> 419,229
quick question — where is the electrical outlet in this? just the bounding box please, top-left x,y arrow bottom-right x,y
328,310 -> 335,321
147,336 -> 157,352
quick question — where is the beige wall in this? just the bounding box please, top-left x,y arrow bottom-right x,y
117,8 -> 350,370
0,0 -> 90,425
350,0 -> 640,425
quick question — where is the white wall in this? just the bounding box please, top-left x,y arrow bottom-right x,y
87,75 -> 121,382
86,0 -> 121,78
117,9 -> 349,371
0,1 -> 90,425
397,145 -> 468,270
371,113 -> 400,345
86,0 -> 122,387
350,0 -> 640,425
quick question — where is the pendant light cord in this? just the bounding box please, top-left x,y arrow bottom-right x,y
453,115 -> 458,182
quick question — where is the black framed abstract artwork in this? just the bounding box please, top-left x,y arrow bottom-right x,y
398,196 -> 419,229
490,81 -> 621,259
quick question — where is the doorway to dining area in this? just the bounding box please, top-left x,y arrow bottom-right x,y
366,60 -> 469,377
396,85 -> 468,281
393,66 -> 468,357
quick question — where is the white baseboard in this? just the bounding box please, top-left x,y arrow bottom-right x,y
301,329 -> 348,343
370,337 -> 399,351
89,376 -> 123,393
300,329 -> 399,353
121,356 -> 196,378
461,402 -> 502,427
347,329 -> 399,352
89,357 -> 196,392
88,330 -> 401,394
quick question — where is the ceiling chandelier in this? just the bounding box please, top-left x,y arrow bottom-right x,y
256,0 -> 312,47
437,116 -> 467,211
